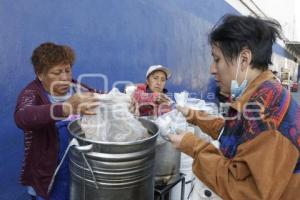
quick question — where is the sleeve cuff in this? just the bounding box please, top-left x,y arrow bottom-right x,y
51,103 -> 65,119
179,133 -> 205,158
186,109 -> 195,124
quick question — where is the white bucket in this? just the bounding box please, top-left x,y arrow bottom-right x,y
170,152 -> 194,200
180,153 -> 194,181
170,180 -> 193,200
189,178 -> 222,200
181,126 -> 195,183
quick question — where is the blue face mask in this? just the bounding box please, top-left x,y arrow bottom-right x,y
230,55 -> 249,100
47,87 -> 72,103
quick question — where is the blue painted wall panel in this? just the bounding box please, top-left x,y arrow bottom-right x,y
0,0 -> 293,198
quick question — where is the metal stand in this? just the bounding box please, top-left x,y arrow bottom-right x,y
154,173 -> 185,200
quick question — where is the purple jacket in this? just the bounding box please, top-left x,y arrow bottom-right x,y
14,78 -> 93,199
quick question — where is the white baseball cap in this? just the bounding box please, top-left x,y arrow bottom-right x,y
146,65 -> 171,79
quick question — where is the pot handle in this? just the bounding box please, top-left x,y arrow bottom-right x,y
74,143 -> 93,153
70,138 -> 99,189
47,138 -> 94,194
69,137 -> 94,153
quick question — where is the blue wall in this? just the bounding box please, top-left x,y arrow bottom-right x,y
0,0 -> 290,199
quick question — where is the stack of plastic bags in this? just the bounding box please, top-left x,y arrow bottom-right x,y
174,91 -> 218,115
155,109 -> 188,144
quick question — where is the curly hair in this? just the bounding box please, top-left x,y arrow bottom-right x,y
31,42 -> 75,74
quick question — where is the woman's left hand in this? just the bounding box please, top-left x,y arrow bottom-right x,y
168,130 -> 186,149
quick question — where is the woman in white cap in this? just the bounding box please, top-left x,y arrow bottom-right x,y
133,65 -> 172,116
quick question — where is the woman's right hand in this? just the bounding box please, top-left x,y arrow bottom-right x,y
155,93 -> 171,104
62,92 -> 100,116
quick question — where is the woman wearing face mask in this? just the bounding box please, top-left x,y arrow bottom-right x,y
133,65 -> 172,116
14,42 -> 100,200
169,15 -> 300,199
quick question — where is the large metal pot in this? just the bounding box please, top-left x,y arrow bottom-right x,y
68,118 -> 159,200
154,135 -> 181,186
140,116 -> 181,186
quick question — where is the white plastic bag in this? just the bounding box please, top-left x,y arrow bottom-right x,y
81,88 -> 149,142
174,91 -> 189,107
155,109 -> 188,144
175,91 -> 218,115
124,84 -> 137,96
